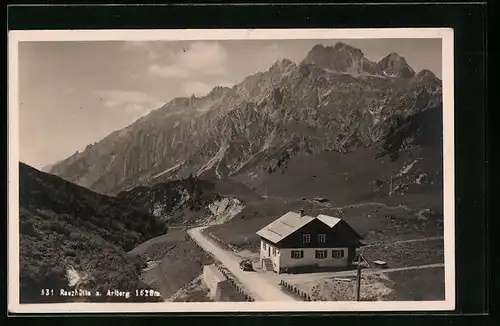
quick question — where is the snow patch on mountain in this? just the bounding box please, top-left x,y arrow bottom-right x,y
261,127 -> 277,152
152,161 -> 186,179
66,266 -> 82,287
66,265 -> 93,289
196,143 -> 230,178
397,159 -> 419,177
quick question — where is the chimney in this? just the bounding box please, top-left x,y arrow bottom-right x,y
299,209 -> 305,217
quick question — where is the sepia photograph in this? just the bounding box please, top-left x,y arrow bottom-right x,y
8,28 -> 455,313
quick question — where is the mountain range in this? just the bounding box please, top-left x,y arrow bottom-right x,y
47,42 -> 442,198
19,41 -> 445,302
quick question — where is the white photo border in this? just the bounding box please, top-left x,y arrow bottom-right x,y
7,28 -> 455,314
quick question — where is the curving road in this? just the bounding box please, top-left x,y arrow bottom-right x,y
187,226 -> 296,302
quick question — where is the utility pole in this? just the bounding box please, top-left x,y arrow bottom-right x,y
355,253 -> 362,301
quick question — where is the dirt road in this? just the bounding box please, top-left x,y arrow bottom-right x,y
375,263 -> 443,273
262,195 -> 413,210
360,236 -> 444,248
187,226 -> 296,302
279,262 -> 445,284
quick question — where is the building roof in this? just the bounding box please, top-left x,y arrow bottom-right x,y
256,211 -> 316,244
318,214 -> 363,239
257,212 -> 363,244
316,214 -> 342,228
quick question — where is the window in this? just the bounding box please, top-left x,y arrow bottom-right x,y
315,250 -> 327,259
332,250 -> 345,259
272,247 -> 277,256
263,243 -> 267,250
302,234 -> 311,243
291,250 -> 304,259
318,234 -> 326,243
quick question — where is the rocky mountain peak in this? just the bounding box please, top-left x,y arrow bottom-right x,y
268,59 -> 297,81
303,42 -> 373,76
411,69 -> 440,84
207,85 -> 233,99
270,58 -> 295,70
376,52 -> 415,78
305,43 -> 364,64
386,52 -> 402,59
332,42 -> 365,58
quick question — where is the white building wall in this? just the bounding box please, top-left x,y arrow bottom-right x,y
260,240 -> 281,272
279,247 -> 348,269
260,240 -> 268,262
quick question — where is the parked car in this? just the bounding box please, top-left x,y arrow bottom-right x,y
239,260 -> 253,271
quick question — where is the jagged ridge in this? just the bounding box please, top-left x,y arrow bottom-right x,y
48,42 -> 442,195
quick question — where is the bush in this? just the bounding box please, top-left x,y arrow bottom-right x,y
51,220 -> 71,236
19,219 -> 37,237
128,254 -> 148,273
65,249 -> 77,257
123,232 -> 141,252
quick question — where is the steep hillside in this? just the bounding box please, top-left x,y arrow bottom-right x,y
117,174 -> 219,224
235,100 -> 443,202
116,174 -> 263,227
128,229 -> 214,300
47,42 -> 442,196
19,163 -> 168,303
207,141 -> 443,252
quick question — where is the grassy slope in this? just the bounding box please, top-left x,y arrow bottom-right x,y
130,228 -> 214,299
360,239 -> 444,268
19,163 -> 168,303
239,144 -> 443,209
384,267 -> 445,301
207,144 -> 444,252
170,276 -> 212,302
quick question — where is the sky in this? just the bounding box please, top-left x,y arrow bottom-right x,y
18,38 -> 441,169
